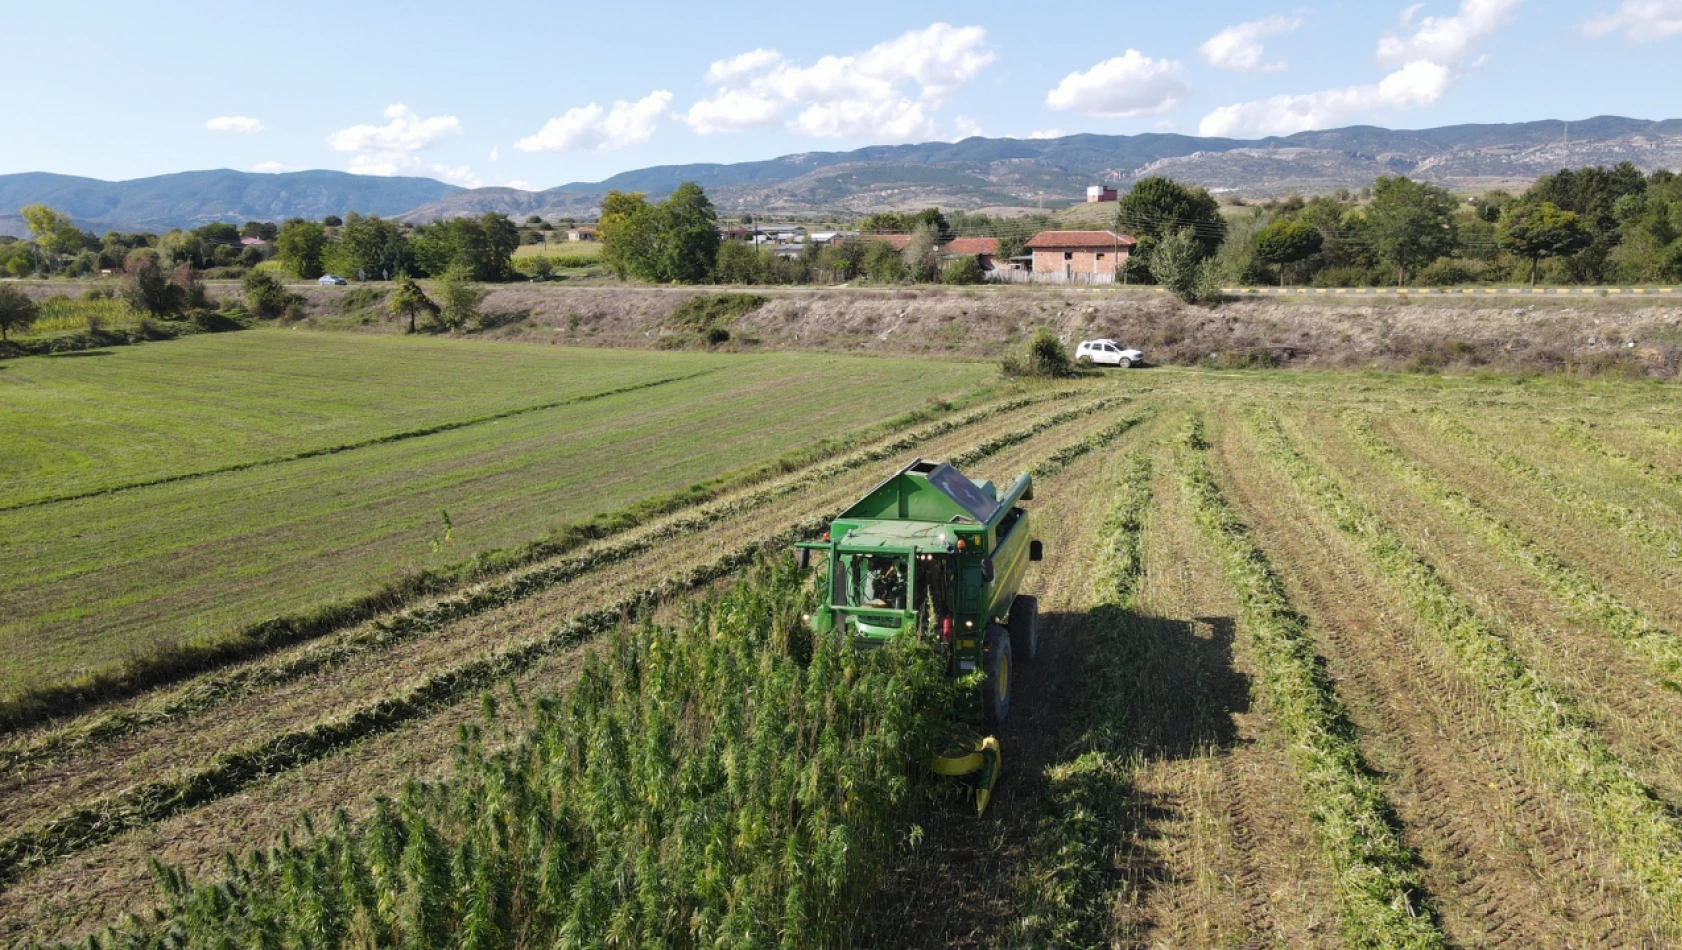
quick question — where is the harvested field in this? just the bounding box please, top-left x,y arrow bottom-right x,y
5,343 -> 1682,948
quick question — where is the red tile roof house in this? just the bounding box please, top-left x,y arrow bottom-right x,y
1024,230 -> 1137,283
940,236 -> 999,271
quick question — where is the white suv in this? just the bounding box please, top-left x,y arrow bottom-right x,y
1074,339 -> 1144,368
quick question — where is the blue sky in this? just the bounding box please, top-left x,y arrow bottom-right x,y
9,0 -> 1681,190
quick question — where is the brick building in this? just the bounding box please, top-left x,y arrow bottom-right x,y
1024,230 -> 1136,281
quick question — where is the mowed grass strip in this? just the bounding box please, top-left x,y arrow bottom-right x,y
0,345 -> 984,699
1183,415 -> 1445,950
0,389 -> 1084,764
1346,413 -> 1682,692
0,331 -> 724,507
1249,408 -> 1682,928
0,400 -> 1138,887
1554,418 -> 1682,491
1426,411 -> 1682,565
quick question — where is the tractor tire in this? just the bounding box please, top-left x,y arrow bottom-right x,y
983,625 -> 1012,727
1117,357 -> 1133,369
1009,594 -> 1039,661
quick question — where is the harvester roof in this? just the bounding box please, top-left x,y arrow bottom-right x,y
839,459 -> 1000,525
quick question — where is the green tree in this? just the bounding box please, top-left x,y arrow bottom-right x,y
1151,227 -> 1218,303
863,240 -> 908,282
387,276 -> 438,333
1498,201 -> 1594,286
322,215 -> 343,227
902,223 -> 942,282
158,230 -> 206,269
432,270 -> 487,330
122,255 -> 186,316
1115,177 -> 1226,261
598,190 -> 652,279
941,254 -> 985,285
0,284 -> 39,340
651,183 -> 721,283
242,270 -> 300,318
818,238 -> 869,281
713,241 -> 763,284
276,221 -> 329,279
1251,219 -> 1324,285
333,213 -> 411,280
20,204 -> 83,258
1365,176 -> 1457,287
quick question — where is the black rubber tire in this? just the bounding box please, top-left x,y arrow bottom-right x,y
983,624 -> 1012,727
1117,357 -> 1133,369
1008,594 -> 1039,662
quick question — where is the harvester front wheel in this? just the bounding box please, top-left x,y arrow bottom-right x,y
1009,594 -> 1039,661
983,625 -> 1012,727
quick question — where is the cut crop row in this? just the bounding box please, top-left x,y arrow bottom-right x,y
0,385 -> 1078,737
1250,408 -> 1682,929
1553,419 -> 1682,491
1426,412 -> 1682,567
1346,413 -> 1682,692
0,400 -> 1145,891
1012,451 -> 1154,948
41,561 -> 957,950
1182,416 -> 1444,950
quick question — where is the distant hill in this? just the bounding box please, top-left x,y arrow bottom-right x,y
401,115 -> 1682,221
0,169 -> 461,234
7,118 -> 1682,234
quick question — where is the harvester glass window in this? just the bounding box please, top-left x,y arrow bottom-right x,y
848,555 -> 908,610
914,556 -> 953,625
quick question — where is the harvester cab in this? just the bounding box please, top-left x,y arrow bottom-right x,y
796,459 -> 1043,813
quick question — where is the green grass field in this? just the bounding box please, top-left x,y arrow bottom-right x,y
0,330 -> 983,696
514,239 -> 603,259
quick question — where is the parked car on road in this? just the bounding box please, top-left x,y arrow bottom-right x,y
1074,339 -> 1144,368
318,274 -> 347,286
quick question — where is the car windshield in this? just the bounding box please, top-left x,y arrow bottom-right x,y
836,554 -> 908,610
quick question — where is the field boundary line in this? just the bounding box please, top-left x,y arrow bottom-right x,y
0,401 -> 1150,888
0,367 -> 729,514
1426,411 -> 1682,567
1185,414 -> 1445,950
1346,413 -> 1682,692
1248,408 -> 1682,928
0,388 -> 1096,764
0,385 -> 1087,734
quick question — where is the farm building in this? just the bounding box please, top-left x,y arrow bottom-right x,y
1022,230 -> 1135,284
940,236 -> 1000,273
566,226 -> 597,242
1086,185 -> 1119,203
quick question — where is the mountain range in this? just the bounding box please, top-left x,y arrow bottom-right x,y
5,116 -> 1680,236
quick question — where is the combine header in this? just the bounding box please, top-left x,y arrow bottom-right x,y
797,459 -> 1042,813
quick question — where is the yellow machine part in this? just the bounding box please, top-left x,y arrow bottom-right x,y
930,735 -> 1003,815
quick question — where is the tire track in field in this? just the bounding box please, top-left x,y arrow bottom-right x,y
0,390 -> 1080,775
1226,407 -> 1676,947
0,367 -> 731,514
0,401 -> 1147,925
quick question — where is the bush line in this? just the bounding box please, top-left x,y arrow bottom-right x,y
1013,451 -> 1153,947
0,396 -> 1136,886
1347,413 -> 1682,692
0,384 -> 1077,734
0,388 -> 1095,769
1249,408 -> 1682,927
1183,415 -> 1445,950
1,368 -> 722,514
1426,412 -> 1682,566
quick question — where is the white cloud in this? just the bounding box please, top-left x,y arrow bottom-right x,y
685,88 -> 785,134
953,115 -> 983,139
684,23 -> 994,143
326,104 -> 479,187
1045,50 -> 1187,118
205,115 -> 264,134
1582,0 -> 1682,40
1200,15 -> 1301,72
503,180 -> 532,191
516,90 -> 672,152
705,48 -> 784,84
1026,129 -> 1063,139
1199,0 -> 1517,138
252,161 -> 289,173
1199,60 -> 1452,137
1376,0 -> 1523,66
489,146 -> 499,161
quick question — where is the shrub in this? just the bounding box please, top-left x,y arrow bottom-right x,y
1416,256 -> 1480,287
0,285 -> 39,341
80,285 -> 114,301
432,271 -> 488,331
122,256 -> 185,316
241,270 -> 301,319
668,292 -> 767,332
1310,265 -> 1379,288
1151,227 -> 1220,304
942,254 -> 986,285
1003,328 -> 1075,378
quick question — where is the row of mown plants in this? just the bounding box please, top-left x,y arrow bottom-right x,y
0,389 -> 1095,770
1345,413 -> 1682,692
1425,412 -> 1682,567
0,396 -> 1143,888
1248,408 -> 1682,929
1012,451 -> 1154,948
1182,416 -> 1445,950
0,383 -> 1073,734
41,560 -> 959,950
1553,419 -> 1682,490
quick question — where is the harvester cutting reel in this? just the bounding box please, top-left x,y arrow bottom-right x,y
931,728 -> 1003,815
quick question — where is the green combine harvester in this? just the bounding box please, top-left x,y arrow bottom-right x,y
796,459 -> 1042,813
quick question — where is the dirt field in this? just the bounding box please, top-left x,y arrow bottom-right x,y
5,365 -> 1682,947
